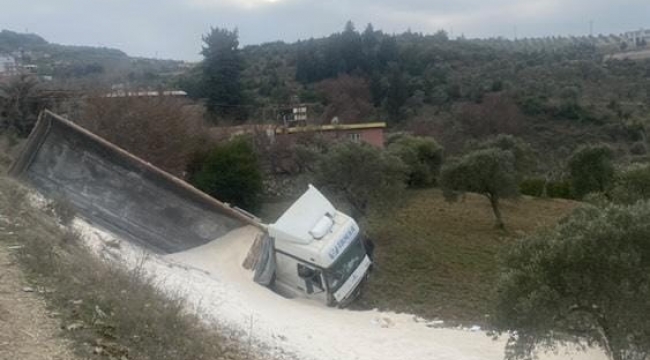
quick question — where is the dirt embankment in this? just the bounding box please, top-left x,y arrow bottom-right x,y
0,245 -> 78,360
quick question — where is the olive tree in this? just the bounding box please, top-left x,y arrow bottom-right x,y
610,164 -> 650,205
386,134 -> 444,187
440,148 -> 518,229
477,134 -> 535,179
568,144 -> 615,199
493,201 -> 650,360
313,141 -> 408,217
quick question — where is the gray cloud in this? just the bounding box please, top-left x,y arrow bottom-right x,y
0,0 -> 647,60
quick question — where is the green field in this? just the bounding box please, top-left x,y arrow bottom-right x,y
351,189 -> 579,325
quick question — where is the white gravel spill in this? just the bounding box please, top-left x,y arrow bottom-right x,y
73,219 -> 607,360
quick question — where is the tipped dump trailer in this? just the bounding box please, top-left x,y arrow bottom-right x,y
9,110 -> 261,253
10,110 -> 372,306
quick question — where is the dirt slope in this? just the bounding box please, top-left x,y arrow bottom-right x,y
0,245 -> 78,360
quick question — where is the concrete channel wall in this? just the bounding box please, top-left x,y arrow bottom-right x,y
9,111 -> 260,254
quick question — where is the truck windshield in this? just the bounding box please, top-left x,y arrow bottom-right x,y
325,237 -> 366,292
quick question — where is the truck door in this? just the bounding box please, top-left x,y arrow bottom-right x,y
297,263 -> 327,303
274,252 -> 328,303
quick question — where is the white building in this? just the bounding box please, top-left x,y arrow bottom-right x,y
622,29 -> 650,46
0,55 -> 17,76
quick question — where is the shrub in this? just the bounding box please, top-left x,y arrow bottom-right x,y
386,134 -> 443,187
546,179 -> 573,199
629,141 -> 647,155
519,178 -> 545,197
519,178 -> 574,200
188,137 -> 264,212
0,75 -> 48,137
610,164 -> 650,204
568,144 -> 615,199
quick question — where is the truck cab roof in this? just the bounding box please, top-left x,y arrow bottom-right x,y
268,185 -> 360,269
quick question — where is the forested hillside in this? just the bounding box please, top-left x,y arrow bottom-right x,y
182,22 -> 650,164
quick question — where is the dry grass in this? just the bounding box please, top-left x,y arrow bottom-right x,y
0,244 -> 79,360
0,176 -> 255,360
353,189 -> 579,325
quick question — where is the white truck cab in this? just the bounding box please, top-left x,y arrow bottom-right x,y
267,185 -> 372,306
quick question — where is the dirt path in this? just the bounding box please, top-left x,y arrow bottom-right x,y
0,245 -> 78,360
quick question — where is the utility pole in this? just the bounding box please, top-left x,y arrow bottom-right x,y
514,26 -> 518,41
589,20 -> 594,36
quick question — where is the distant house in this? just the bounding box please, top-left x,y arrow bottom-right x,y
622,29 -> 650,47
276,122 -> 386,148
213,122 -> 387,148
0,55 -> 17,76
103,90 -> 188,98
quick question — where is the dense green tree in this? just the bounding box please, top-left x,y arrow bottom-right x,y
377,36 -> 399,67
440,148 -> 518,228
361,23 -> 380,73
340,21 -> 363,73
387,134 -> 444,187
493,202 -> 650,360
568,144 -> 615,198
188,138 -> 263,212
313,141 -> 408,217
384,64 -> 408,122
201,27 -> 244,120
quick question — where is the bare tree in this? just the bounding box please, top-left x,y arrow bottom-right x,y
316,74 -> 376,124
0,75 -> 46,136
78,96 -> 206,178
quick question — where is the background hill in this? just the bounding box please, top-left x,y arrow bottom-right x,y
3,24 -> 650,168
0,29 -> 187,89
176,23 -> 650,165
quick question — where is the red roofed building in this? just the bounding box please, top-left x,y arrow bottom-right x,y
276,122 -> 386,148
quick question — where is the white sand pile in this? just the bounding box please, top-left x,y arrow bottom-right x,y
75,220 -> 606,360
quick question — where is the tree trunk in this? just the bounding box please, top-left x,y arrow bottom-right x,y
542,178 -> 549,198
488,195 -> 505,229
596,322 -> 622,360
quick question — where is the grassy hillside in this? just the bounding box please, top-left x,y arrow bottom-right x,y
354,189 -> 579,324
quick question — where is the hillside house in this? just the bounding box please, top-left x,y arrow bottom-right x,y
0,55 -> 17,76
622,29 -> 650,47
213,122 -> 386,149
277,122 -> 386,148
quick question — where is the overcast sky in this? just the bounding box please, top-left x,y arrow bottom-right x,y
0,0 -> 648,61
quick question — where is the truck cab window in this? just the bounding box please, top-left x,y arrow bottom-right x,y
297,263 -> 324,293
